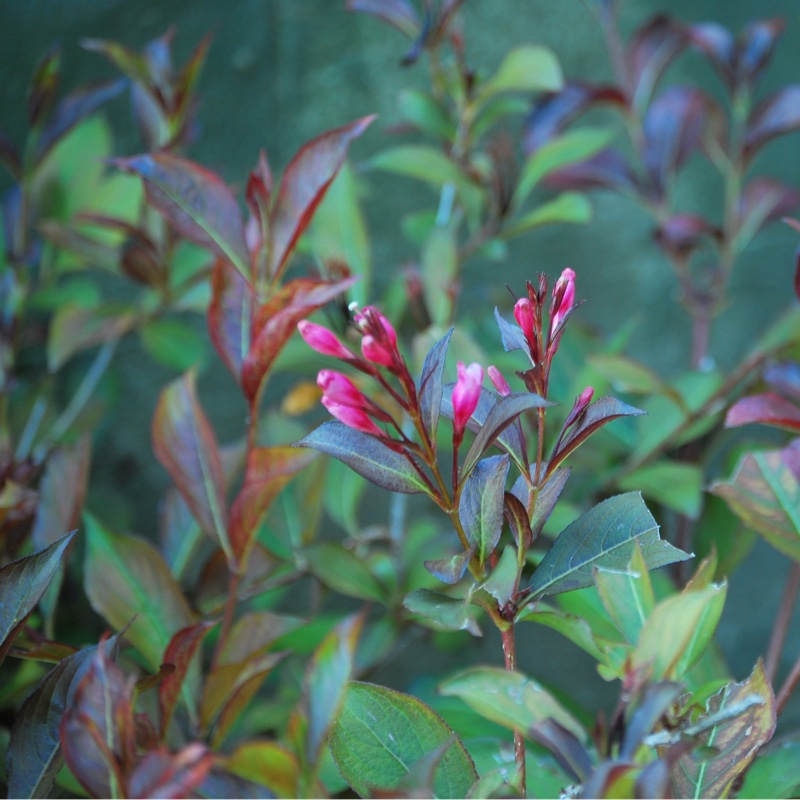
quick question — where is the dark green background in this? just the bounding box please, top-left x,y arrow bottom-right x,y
3,1 -> 800,725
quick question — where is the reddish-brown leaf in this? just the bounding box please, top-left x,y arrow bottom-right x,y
736,178 -> 800,243
28,46 -> 61,129
152,371 -> 231,561
745,86 -> 800,163
115,153 -> 251,281
159,621 -> 217,739
127,744 -> 214,800
268,116 -> 374,279
628,15 -> 688,110
47,305 -> 135,372
229,446 -> 317,566
241,276 -> 357,405
725,391 -> 800,433
207,257 -> 257,384
544,148 -> 638,195
654,214 -> 721,259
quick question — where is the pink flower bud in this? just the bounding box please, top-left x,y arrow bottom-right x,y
321,396 -> 383,436
487,365 -> 511,397
551,267 -> 576,334
564,385 -> 594,430
355,306 -> 397,346
361,334 -> 395,368
452,361 -> 484,438
514,297 -> 536,344
317,370 -> 366,408
298,321 -> 353,359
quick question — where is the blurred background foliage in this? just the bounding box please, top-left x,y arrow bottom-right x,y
2,0 -> 800,726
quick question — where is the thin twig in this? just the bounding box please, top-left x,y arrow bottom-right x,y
776,650 -> 800,718
766,562 -> 800,684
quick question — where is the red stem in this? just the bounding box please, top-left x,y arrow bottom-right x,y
766,562 -> 800,685
501,624 -> 526,795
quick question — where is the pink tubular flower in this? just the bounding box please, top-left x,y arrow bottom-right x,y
355,306 -> 397,345
321,396 -> 383,436
551,267 -> 576,335
317,370 -> 366,408
361,334 -> 395,368
298,321 -> 353,360
487,365 -> 511,397
452,361 -> 484,439
513,297 -> 536,345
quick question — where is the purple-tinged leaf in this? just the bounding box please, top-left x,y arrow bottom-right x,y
642,87 -> 708,196
82,38 -> 150,84
735,178 -> 800,249
583,763 -> 639,799
6,644 -> 97,799
424,547 -> 474,585
764,361 -> 800,403
35,80 -> 125,164
47,305 -> 135,372
127,744 -> 214,800
620,681 -> 682,759
688,22 -> 736,87
61,641 -> 136,800
229,446 -> 317,566
268,116 -> 374,279
0,531 -> 75,666
544,148 -> 639,195
244,150 -> 273,232
418,327 -> 453,441
523,82 -> 626,153
525,493 -> 690,600
503,491 -> 533,549
296,421 -> 429,495
173,33 -> 213,123
528,719 -> 592,783
152,371 -> 231,560
28,47 -> 61,129
494,307 -> 528,353
403,589 -> 482,636
346,0 -> 421,38
159,622 -> 216,739
530,467 -> 571,540
482,545 -> 519,606
304,613 -> 364,766
738,18 -> 785,88
0,127 -> 21,179
628,15 -> 689,111
115,153 -> 251,282
241,276 -> 357,406
84,515 -> 194,671
634,760 -> 671,799
654,213 -> 721,259
462,392 -> 552,476
670,660 -> 776,798
744,86 -> 800,163
207,257 -> 256,384
549,396 -> 645,477
32,436 -> 91,550
458,455 -> 510,566
725,392 -> 800,432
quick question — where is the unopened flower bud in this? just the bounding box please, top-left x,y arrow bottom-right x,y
298,321 -> 353,359
361,334 -> 395,368
317,370 -> 365,408
487,365 -> 511,397
551,267 -> 576,334
452,361 -> 484,439
514,298 -> 536,345
321,396 -> 383,436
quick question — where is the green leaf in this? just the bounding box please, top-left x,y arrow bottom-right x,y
737,735 -> 800,799
421,226 -> 457,327
482,545 -> 519,606
477,45 -> 563,102
296,421 -> 429,495
514,127 -> 614,208
459,455 -> 509,566
633,582 -> 727,680
47,305 -> 134,372
0,532 -> 75,665
525,493 -> 690,600
517,603 -> 607,663
619,460 -> 703,518
369,145 -> 468,187
503,192 -> 591,239
403,588 -> 481,636
329,682 -> 478,798
439,666 -> 585,742
671,660 -> 776,799
711,446 -> 800,562
83,514 -> 193,670
305,542 -> 386,602
223,741 -> 299,797
140,318 -> 208,371
397,89 -> 456,141
6,645 -> 96,798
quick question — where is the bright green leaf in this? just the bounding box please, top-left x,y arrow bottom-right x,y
619,460 -> 704,519
503,192 -> 591,239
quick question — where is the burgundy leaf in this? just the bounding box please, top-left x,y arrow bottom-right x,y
725,392 -> 800,433
346,0 -> 422,38
628,15 -> 689,110
152,371 -> 230,560
528,466 -> 571,540
643,86 -> 708,196
737,178 -> 800,241
688,22 -> 736,87
528,719 -> 592,783
745,86 -> 800,163
207,258 -> 257,384
654,214 -> 721,259
738,17 -> 785,88
418,327 -> 454,442
620,681 -> 682,759
268,115 -> 374,279
0,128 -> 21,179
424,547 -> 474,584
61,641 -> 136,799
459,455 -> 510,565
244,150 -> 273,229
127,744 -> 214,800
28,46 -> 61,129
114,153 -> 251,281
35,80 -> 125,163
228,446 -> 317,565
503,491 -> 533,549
241,276 -> 357,406
523,82 -> 626,153
548,396 -> 645,477
159,621 -> 216,739
545,148 -> 639,195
